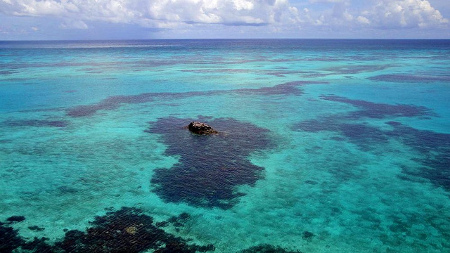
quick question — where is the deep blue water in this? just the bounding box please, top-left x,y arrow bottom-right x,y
1,40 -> 449,253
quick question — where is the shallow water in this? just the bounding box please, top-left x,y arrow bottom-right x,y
1,40 -> 449,252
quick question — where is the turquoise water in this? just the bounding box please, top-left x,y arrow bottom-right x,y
0,40 -> 449,252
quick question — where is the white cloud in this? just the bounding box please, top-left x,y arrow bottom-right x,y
363,0 -> 448,28
0,0 -> 300,29
356,15 -> 370,25
303,1 -> 353,27
299,0 -> 447,30
60,19 -> 88,29
0,0 -> 448,36
309,0 -> 346,3
233,0 -> 255,11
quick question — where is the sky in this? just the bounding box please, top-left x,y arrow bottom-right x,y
0,0 -> 449,40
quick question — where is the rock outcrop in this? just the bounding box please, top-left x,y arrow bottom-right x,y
187,121 -> 218,135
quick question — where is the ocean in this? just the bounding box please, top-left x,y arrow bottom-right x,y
0,39 -> 449,252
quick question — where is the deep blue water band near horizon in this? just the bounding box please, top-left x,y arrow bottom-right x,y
1,40 -> 449,253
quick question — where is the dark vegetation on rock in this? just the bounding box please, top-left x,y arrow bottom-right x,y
146,116 -> 273,209
187,121 -> 219,135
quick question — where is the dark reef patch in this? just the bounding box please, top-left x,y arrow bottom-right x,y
368,74 -> 450,83
386,121 -> 450,153
20,237 -> 54,253
28,225 -> 45,231
236,81 -> 322,96
3,119 -> 68,128
0,221 -> 25,253
66,81 -> 325,117
6,216 -> 25,223
0,208 -> 214,253
66,93 -> 161,117
181,68 -> 252,74
146,116 -> 273,209
338,123 -> 389,150
294,117 -> 450,190
293,119 -> 333,133
386,123 -> 450,190
0,70 -> 18,75
240,244 -> 302,253
321,95 -> 435,119
325,64 -> 393,75
264,70 -> 310,78
55,207 -> 213,253
302,231 -> 315,241
167,212 -> 191,228
293,95 -> 448,190
294,119 -> 389,150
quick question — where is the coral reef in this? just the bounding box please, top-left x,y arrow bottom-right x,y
55,207 -> 214,253
0,221 -> 25,253
368,74 -> 450,83
320,95 -> 434,119
66,81 -> 324,117
3,119 -> 68,128
293,95 -> 449,191
240,244 -> 302,253
6,215 -> 26,223
20,237 -> 54,252
147,116 -> 273,209
0,208 -> 214,253
28,225 -> 45,231
167,212 -> 191,230
302,231 -> 314,241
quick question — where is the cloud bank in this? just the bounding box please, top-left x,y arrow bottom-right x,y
0,0 -> 448,38
0,0 -> 299,28
363,0 -> 448,28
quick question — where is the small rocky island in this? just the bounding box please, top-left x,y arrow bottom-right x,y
187,121 -> 218,135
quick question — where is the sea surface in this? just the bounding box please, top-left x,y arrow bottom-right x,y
0,39 -> 449,253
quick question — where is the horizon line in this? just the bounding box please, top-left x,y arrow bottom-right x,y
2,38 -> 450,42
